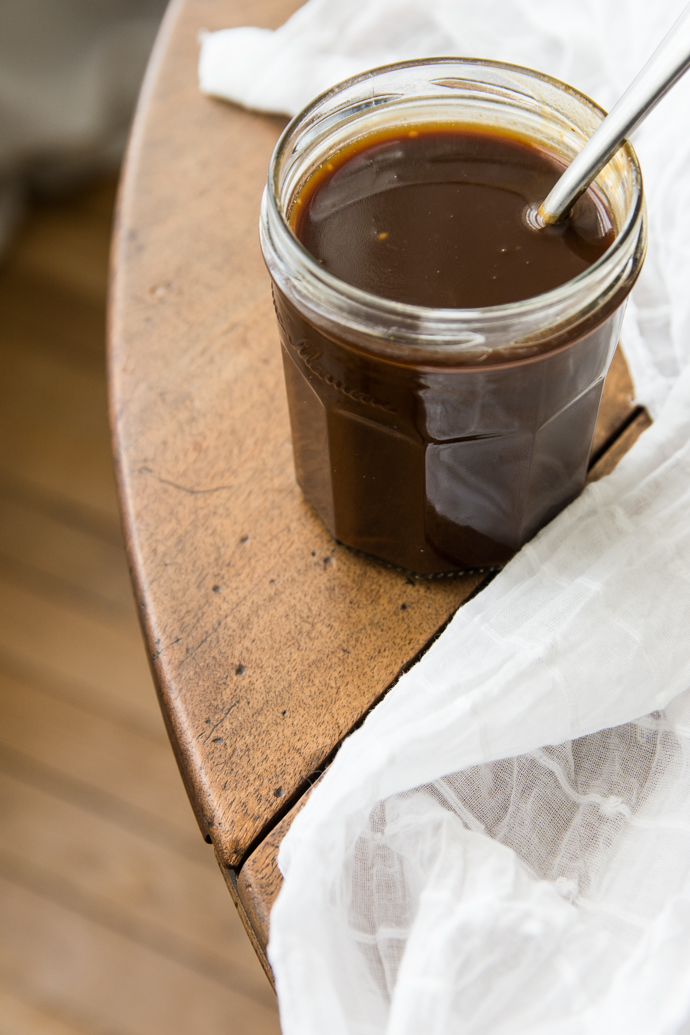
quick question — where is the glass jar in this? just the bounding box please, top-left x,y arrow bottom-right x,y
260,59 -> 646,574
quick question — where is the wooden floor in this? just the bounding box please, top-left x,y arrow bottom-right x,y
0,178 -> 280,1035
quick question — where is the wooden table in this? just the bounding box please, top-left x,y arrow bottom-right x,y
109,0 -> 651,982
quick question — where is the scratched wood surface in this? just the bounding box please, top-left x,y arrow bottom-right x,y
109,0 -> 647,973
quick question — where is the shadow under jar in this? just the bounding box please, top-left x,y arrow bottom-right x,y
260,59 -> 646,575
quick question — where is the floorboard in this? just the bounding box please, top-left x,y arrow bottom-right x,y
0,494 -> 134,617
0,772 -> 273,1005
0,876 -> 279,1035
0,576 -> 163,738
0,980 -> 92,1035
0,341 -> 118,521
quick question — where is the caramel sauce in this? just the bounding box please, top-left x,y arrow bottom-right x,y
291,126 -> 613,309
275,126 -> 619,572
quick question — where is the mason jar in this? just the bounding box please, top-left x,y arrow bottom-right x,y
260,58 -> 646,575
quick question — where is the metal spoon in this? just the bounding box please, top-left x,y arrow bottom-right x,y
539,1 -> 690,225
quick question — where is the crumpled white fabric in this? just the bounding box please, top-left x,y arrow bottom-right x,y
269,363 -> 690,1034
200,2 -> 690,1031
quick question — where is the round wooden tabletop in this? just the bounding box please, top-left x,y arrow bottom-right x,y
109,0 -> 649,976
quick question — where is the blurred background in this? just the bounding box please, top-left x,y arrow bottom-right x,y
0,2 -> 280,1032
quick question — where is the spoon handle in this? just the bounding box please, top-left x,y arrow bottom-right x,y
539,1 -> 690,224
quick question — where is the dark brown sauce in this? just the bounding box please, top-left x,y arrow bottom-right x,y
276,126 -> 622,573
291,126 -> 614,309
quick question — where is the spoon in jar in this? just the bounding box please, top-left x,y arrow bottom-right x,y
538,1 -> 690,225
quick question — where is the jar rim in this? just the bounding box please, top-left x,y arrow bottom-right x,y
261,57 -> 646,358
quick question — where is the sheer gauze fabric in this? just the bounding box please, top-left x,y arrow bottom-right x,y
200,1 -> 690,1031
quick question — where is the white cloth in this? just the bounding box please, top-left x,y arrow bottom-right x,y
200,3 -> 690,1031
271,367 -> 690,1035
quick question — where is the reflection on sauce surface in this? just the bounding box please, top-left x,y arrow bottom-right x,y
291,126 -> 614,309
